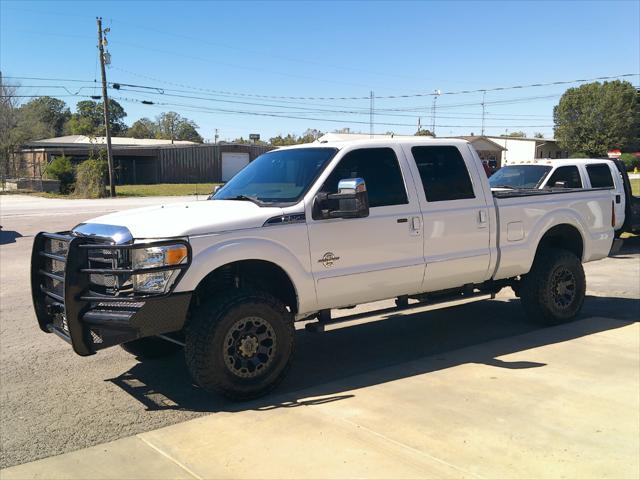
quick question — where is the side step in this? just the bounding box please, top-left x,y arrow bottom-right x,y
304,288 -> 492,333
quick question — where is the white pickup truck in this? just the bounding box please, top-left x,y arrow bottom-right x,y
489,158 -> 640,234
31,138 -> 619,399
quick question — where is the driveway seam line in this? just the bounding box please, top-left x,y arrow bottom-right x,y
137,435 -> 203,480
317,410 -> 484,479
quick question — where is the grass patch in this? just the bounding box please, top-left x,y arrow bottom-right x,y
116,183 -> 220,197
630,178 -> 640,196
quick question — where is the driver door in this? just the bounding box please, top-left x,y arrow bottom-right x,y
306,146 -> 424,310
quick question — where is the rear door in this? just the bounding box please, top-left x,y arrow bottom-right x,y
306,146 -> 424,309
585,163 -> 624,230
403,144 -> 492,292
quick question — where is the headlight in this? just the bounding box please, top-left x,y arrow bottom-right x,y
132,244 -> 188,293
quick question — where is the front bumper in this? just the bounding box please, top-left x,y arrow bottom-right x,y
31,232 -> 192,356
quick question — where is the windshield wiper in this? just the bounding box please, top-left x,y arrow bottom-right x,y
225,195 -> 264,206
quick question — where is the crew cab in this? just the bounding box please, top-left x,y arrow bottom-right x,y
31,139 -> 618,399
489,158 -> 640,234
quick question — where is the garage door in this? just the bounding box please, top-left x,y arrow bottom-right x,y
221,152 -> 250,181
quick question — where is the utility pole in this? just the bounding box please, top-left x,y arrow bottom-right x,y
97,17 -> 116,197
369,91 -> 374,138
480,90 -> 486,136
431,89 -> 441,136
214,128 -> 219,145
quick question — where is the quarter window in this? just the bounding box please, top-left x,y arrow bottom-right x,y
586,164 -> 614,188
411,146 -> 475,202
320,148 -> 408,207
546,166 -> 582,188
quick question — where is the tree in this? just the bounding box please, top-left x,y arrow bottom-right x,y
415,128 -> 435,137
0,79 -> 22,177
269,129 -> 323,146
127,118 -> 157,139
155,112 -> 203,143
534,132 -> 545,139
502,131 -> 527,138
18,97 -> 70,139
553,80 -> 639,157
65,99 -> 128,136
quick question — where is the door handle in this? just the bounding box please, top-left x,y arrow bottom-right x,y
478,210 -> 487,227
411,216 -> 421,231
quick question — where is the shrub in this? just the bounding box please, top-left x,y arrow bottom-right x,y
619,153 -> 638,171
74,157 -> 108,198
44,155 -> 75,194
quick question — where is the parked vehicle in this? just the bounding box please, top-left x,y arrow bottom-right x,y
490,158 -> 640,234
32,139 -> 619,399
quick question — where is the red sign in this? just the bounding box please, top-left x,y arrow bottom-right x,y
607,149 -> 622,158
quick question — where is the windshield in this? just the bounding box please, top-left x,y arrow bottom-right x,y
212,147 -> 338,205
489,165 -> 552,189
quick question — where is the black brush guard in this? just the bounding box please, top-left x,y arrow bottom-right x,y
31,232 -> 193,356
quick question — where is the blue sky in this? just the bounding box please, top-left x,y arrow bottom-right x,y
1,0 -> 638,141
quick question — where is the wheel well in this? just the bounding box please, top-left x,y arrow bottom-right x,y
536,224 -> 584,260
192,260 -> 298,314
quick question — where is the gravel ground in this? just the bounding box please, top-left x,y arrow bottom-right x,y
1,195 -> 638,468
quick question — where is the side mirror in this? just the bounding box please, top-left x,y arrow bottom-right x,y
553,181 -> 567,188
314,178 -> 369,219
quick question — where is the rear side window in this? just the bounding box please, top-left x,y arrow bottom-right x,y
586,164 -> 614,188
411,146 -> 475,202
546,166 -> 582,188
321,147 -> 408,207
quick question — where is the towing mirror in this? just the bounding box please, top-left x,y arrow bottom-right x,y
314,178 -> 369,220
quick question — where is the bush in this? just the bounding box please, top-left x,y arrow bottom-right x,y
74,158 -> 108,198
44,155 -> 75,194
619,153 -> 638,171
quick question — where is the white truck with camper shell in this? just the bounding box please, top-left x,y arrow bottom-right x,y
31,138 -> 620,399
489,157 -> 640,235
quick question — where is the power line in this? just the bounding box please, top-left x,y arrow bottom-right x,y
102,70 -> 640,101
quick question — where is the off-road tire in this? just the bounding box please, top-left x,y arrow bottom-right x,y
121,336 -> 182,359
520,248 -> 586,325
185,289 -> 295,400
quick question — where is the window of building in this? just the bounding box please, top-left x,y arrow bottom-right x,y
586,164 -> 614,188
411,146 -> 475,202
546,165 -> 582,188
321,147 -> 408,208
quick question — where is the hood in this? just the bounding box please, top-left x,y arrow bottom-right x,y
80,200 -> 284,238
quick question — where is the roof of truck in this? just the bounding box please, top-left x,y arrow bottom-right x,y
276,137 -> 472,151
506,158 -> 615,167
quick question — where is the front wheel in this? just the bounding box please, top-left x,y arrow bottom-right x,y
520,248 -> 586,325
185,289 -> 295,400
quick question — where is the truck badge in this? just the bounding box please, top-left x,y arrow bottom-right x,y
318,252 -> 340,268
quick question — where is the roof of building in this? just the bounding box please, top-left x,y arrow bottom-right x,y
24,135 -> 198,148
484,135 -> 557,143
449,136 -> 507,151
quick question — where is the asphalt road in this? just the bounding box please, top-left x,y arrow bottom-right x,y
1,194 -> 638,469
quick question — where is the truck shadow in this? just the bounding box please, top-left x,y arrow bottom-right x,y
107,294 -> 639,413
0,229 -> 23,245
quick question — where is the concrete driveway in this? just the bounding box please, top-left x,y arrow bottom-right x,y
1,194 -> 638,478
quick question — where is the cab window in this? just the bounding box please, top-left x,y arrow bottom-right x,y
586,164 -> 614,188
546,166 -> 582,188
411,146 -> 475,202
320,148 -> 408,208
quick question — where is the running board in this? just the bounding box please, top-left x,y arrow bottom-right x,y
304,289 -> 493,333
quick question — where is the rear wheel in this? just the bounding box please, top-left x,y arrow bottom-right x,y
185,289 -> 295,400
120,336 -> 182,359
520,248 -> 586,325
